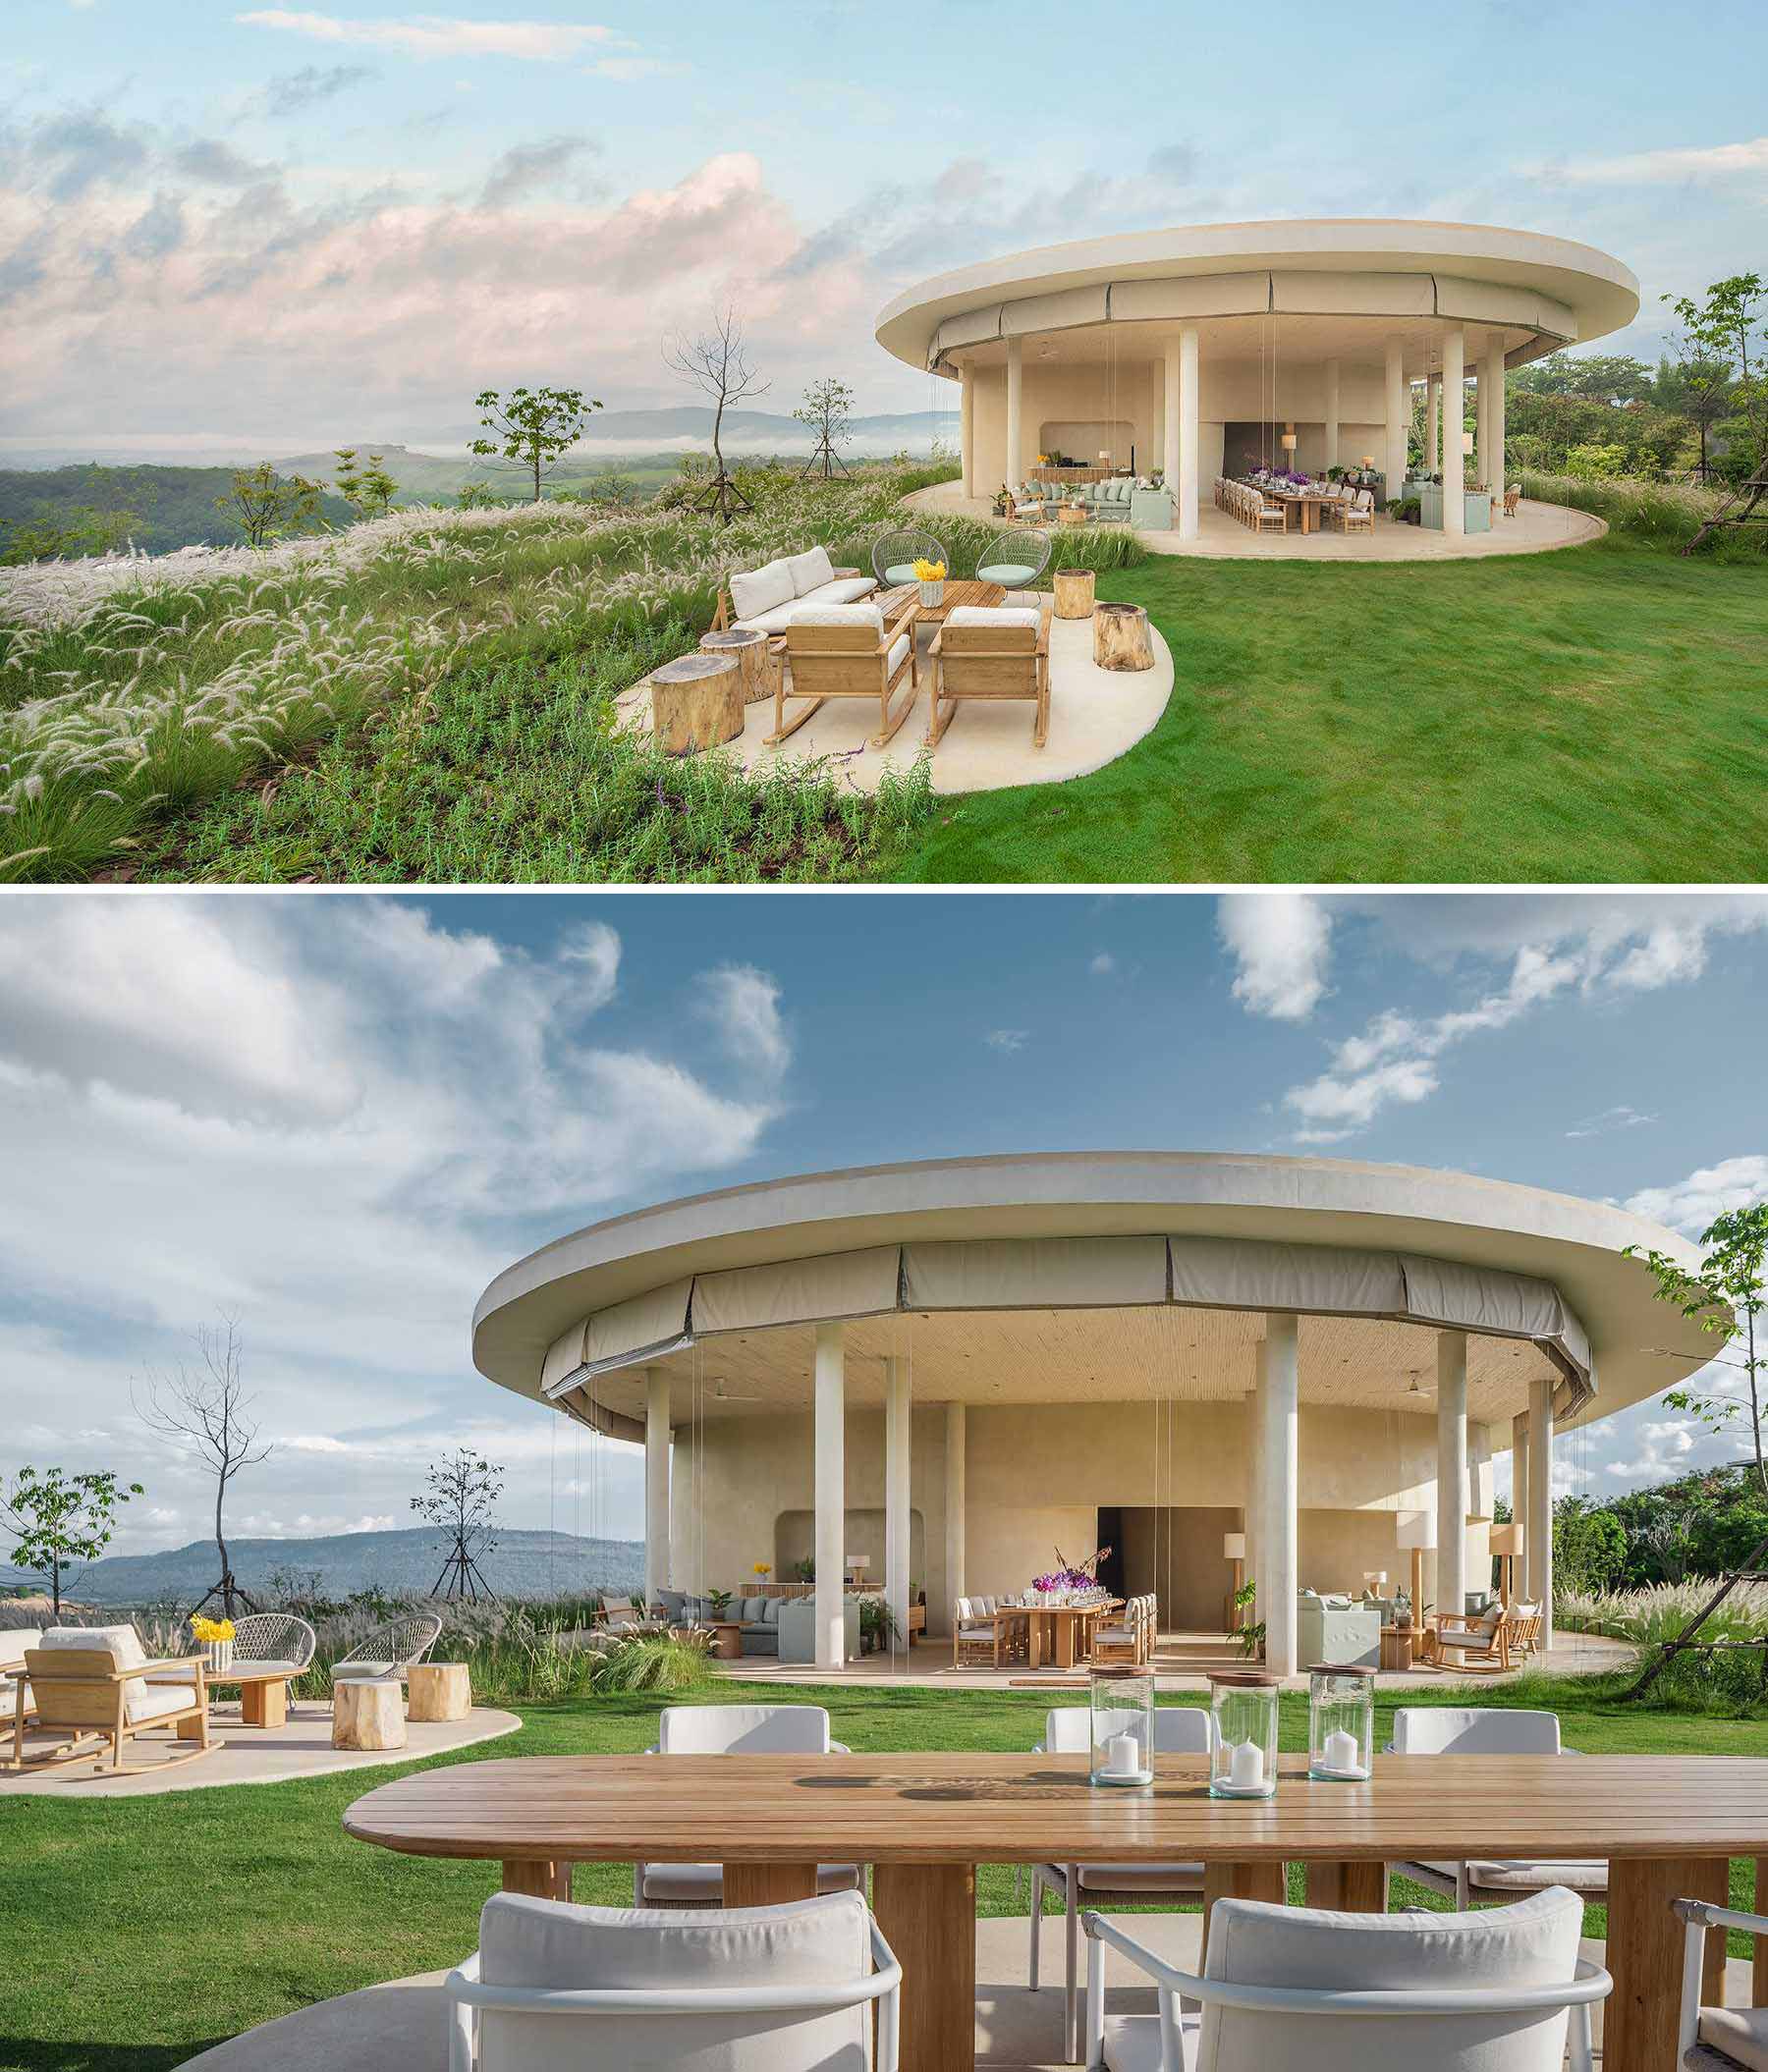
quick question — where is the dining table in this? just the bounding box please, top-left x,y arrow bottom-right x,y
344,1747 -> 1767,2072
1023,1599 -> 1116,1669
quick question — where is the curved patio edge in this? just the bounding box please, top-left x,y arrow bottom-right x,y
1,1703 -> 523,1798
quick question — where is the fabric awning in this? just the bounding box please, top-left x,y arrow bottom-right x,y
543,1277 -> 694,1395
1167,1235 -> 1407,1317
903,1235 -> 1168,1312
691,1247 -> 902,1335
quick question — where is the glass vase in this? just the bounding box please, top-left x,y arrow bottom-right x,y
1307,1664 -> 1373,1780
1089,1664 -> 1154,1786
1207,1670 -> 1279,1799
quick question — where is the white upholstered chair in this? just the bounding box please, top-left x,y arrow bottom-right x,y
1388,1707 -> 1608,1908
12,1624 -> 212,1774
635,1705 -> 859,1906
1676,1894 -> 1768,2070
448,1888 -> 900,2071
1031,1705 -> 1213,2064
1082,1886 -> 1608,2072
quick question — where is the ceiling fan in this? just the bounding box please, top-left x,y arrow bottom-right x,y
711,1379 -> 764,1402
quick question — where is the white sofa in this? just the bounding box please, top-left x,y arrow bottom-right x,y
0,1627 -> 38,1726
725,546 -> 876,633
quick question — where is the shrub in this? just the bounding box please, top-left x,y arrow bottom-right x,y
586,1631 -> 713,1694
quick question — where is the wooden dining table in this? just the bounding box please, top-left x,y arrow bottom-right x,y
344,1748 -> 1768,2072
1023,1600 -> 1116,1669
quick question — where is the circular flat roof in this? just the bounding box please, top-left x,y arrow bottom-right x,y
473,1152 -> 1703,1426
874,218 -> 1640,370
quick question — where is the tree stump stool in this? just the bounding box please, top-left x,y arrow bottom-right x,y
650,652 -> 743,754
1092,601 -> 1153,671
408,1662 -> 472,1723
332,1676 -> 406,1751
1053,567 -> 1096,620
698,627 -> 771,704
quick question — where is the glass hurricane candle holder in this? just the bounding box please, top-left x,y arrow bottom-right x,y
1307,1663 -> 1373,1780
1089,1664 -> 1154,1787
1207,1670 -> 1279,1799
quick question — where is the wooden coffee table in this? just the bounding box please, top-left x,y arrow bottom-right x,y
198,1662 -> 297,1729
1379,1624 -> 1413,1671
908,579 -> 1007,624
706,1621 -> 745,1662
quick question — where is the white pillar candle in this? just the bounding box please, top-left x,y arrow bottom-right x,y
1229,1738 -> 1265,1791
1322,1727 -> 1360,1774
1106,1733 -> 1139,1776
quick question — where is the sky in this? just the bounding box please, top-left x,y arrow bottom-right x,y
1,889 -> 1765,1563
5,0 -> 1768,452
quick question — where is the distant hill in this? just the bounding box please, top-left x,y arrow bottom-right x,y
0,1527 -> 641,1607
0,463 -> 355,557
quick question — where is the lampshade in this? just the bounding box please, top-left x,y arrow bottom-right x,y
1395,1510 -> 1437,1551
1223,1532 -> 1247,1560
1462,431 -> 1474,455
1098,449 -> 1111,462
1490,1523 -> 1524,1556
848,1554 -> 868,1571
1361,455 -> 1374,467
1281,432 -> 1297,452
1362,1570 -> 1389,1590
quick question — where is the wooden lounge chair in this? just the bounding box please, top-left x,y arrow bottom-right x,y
1420,1602 -> 1516,1673
1503,482 -> 1522,517
769,598 -> 919,750
10,1626 -> 214,1775
927,603 -> 1050,750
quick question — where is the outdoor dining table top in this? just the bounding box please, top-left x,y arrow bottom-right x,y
343,1748 -> 1768,1868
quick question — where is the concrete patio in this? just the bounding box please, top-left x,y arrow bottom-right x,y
174,1913 -> 1740,2070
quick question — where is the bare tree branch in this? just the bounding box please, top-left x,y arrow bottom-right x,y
662,302 -> 769,523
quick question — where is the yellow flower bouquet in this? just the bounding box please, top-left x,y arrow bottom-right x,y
191,1613 -> 235,1672
912,556 -> 947,604
751,1561 -> 771,1579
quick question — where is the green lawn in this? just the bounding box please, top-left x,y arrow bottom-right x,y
888,537 -> 1768,882
4,1675 -> 1764,2071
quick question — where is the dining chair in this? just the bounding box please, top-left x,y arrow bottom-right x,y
1031,1703 -> 1213,2063
635,1704 -> 860,1907
1081,1885 -> 1609,2072
1388,1707 -> 1608,1908
1674,1894 -> 1768,2070
447,1887 -> 900,2072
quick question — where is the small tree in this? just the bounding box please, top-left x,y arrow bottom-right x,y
213,463 -> 324,548
662,304 -> 769,523
133,1315 -> 274,1618
1662,274 -> 1768,550
470,386 -> 602,504
414,1447 -> 504,1601
332,449 -> 398,520
794,376 -> 855,479
1552,1496 -> 1628,1596
0,1466 -> 142,1618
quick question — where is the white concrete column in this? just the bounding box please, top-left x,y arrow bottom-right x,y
1511,1408 -> 1529,1571
883,1355 -> 911,1653
1436,1332 -> 1468,1617
1480,345 -> 1505,497
1177,324 -> 1200,539
944,1400 -> 966,1631
1383,337 -> 1407,499
813,1321 -> 845,1669
1243,1373 -> 1263,1632
1257,1315 -> 1298,1677
1323,357 -> 1340,469
1162,337 -> 1182,509
643,1366 -> 670,1611
959,365 -> 975,499
1441,327 -> 1465,534
1426,372 -> 1441,473
1005,336 -> 1022,489
1527,1378 -> 1554,1648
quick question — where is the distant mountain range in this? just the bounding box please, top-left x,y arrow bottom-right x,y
0,1526 -> 642,1607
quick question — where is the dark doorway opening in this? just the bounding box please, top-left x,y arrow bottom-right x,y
1094,1507 -> 1126,1601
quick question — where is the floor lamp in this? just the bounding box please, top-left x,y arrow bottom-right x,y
1490,1522 -> 1523,1608
1223,1530 -> 1246,1631
1396,1510 -> 1436,1619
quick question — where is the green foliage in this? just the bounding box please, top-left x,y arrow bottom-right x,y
1512,352 -> 1656,403
586,1631 -> 713,1693
0,463 -> 354,555
471,385 -> 603,502
1564,442 -> 1628,480
1553,1497 -> 1629,1595
794,375 -> 856,477
331,449 -> 397,519
1663,273 -> 1767,477
214,462 -> 327,548
0,499 -> 138,567
0,1465 -> 143,1617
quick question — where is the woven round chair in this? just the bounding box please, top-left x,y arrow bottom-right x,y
225,1611 -> 317,1675
977,526 -> 1051,592
870,528 -> 949,587
334,1610 -> 443,1683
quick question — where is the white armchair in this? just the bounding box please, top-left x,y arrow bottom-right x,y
635,1705 -> 859,1907
1082,1887 -> 1609,2072
1387,1707 -> 1608,1908
448,1888 -> 899,2071
1031,1704 -> 1213,2064
1676,1895 -> 1768,2069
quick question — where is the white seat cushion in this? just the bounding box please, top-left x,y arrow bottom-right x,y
788,603 -> 884,630
727,560 -> 795,624
129,1682 -> 198,1724
785,545 -> 835,596
1700,2007 -> 1768,2072
958,1625 -> 995,1642
732,601 -> 808,634
658,1705 -> 832,1755
477,1888 -> 872,2072
33,1624 -> 156,1721
945,606 -> 1040,629
216,1659 -> 298,1679
1466,1859 -> 1608,1894
0,1628 -> 39,1665
799,576 -> 876,608
640,1861 -> 861,1902
1074,1861 -> 1205,1892
0,1680 -> 31,1718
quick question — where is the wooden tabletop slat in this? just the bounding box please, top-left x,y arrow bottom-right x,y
344,1753 -> 1768,1866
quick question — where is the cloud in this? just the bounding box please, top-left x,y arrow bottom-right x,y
984,1029 -> 1029,1052
236,11 -> 628,61
27,108 -> 149,201
1624,1156 -> 1768,1238
1146,142 -> 1198,185
1089,953 -> 1115,976
478,135 -> 602,209
1219,892 -> 1332,1022
698,963 -> 789,1076
1531,137 -> 1768,185
1564,1104 -> 1657,1140
256,62 -> 378,118
171,138 -> 276,187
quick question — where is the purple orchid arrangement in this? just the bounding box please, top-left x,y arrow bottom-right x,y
1030,1566 -> 1096,1593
